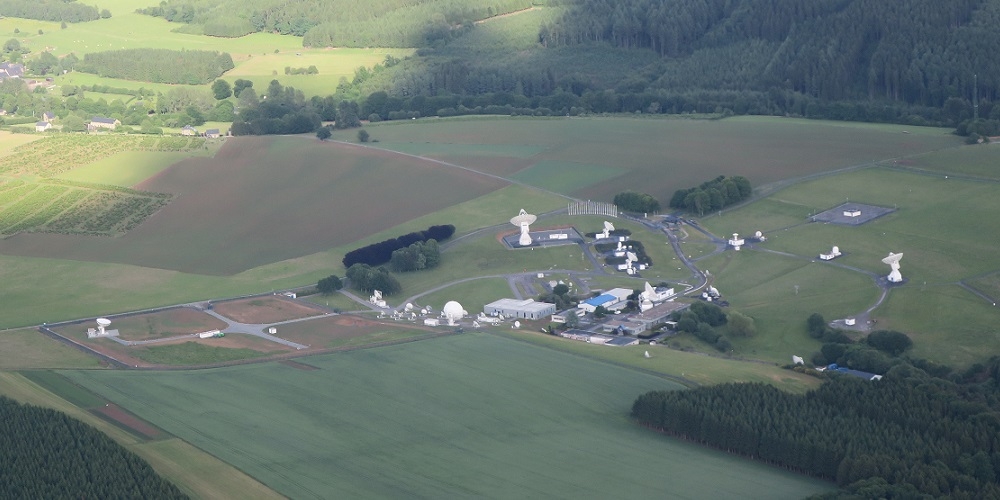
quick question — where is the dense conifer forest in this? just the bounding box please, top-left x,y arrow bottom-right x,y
0,396 -> 187,499
632,360 -> 1000,498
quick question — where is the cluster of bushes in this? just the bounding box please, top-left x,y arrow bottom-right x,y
613,191 -> 660,214
316,274 -> 343,295
285,66 -> 318,75
342,224 -> 455,268
389,240 -> 441,273
672,301 -> 731,351
345,263 -> 401,295
807,313 -> 915,375
632,353 -> 1000,497
231,81 -> 365,136
0,395 -> 187,498
669,175 -> 752,215
538,283 -> 576,312
77,49 -> 235,85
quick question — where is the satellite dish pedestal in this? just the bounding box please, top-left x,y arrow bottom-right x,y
882,252 -> 904,283
510,209 -> 537,246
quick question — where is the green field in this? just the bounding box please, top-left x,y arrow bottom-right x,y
0,329 -> 102,369
62,334 -> 833,498
56,151 -> 199,187
365,116 -> 961,200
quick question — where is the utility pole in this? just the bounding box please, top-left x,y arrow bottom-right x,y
974,73 -> 979,122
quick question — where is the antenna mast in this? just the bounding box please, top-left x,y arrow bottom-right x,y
974,73 -> 979,122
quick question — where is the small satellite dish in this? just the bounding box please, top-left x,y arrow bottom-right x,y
514,321 -> 521,329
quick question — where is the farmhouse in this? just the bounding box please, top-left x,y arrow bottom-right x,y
0,62 -> 23,80
205,128 -> 221,138
484,298 -> 556,320
35,121 -> 51,132
181,125 -> 197,136
42,111 -> 55,122
578,288 -> 632,313
88,116 -> 120,131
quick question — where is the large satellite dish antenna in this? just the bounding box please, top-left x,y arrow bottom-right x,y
510,209 -> 537,246
404,303 -> 414,312
96,318 -> 111,336
626,251 -> 638,262
604,221 -> 615,232
882,252 -> 904,282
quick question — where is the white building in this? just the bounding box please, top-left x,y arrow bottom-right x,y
578,288 -> 632,313
484,298 -> 556,320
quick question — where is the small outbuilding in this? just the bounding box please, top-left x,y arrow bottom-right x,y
205,128 -> 221,138
35,121 -> 51,132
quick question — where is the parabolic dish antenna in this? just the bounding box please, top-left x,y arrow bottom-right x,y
604,221 -> 615,232
442,300 -> 466,325
510,209 -> 537,246
96,318 -> 111,327
404,303 -> 414,312
514,321 -> 521,329
882,252 -> 904,282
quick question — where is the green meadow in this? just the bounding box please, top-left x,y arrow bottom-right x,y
62,334 -> 833,499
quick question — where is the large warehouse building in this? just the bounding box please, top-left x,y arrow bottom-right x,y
484,299 -> 557,320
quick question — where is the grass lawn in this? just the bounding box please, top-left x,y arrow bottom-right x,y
55,151 -> 196,187
224,48 -> 412,97
698,250 -> 879,364
499,330 -> 822,393
133,341 -> 274,365
0,371 -> 282,499
0,328 -> 102,369
274,316 -> 430,349
898,144 -> 1000,179
874,285 -> 1000,367
303,291 -> 370,312
413,277 -> 513,313
0,132 -> 44,156
364,116 -> 960,202
63,334 -> 833,499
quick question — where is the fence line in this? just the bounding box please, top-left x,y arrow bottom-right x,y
567,201 -> 618,217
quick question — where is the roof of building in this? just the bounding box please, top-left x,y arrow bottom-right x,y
91,116 -> 117,124
630,301 -> 688,323
606,336 -> 638,346
583,293 -> 617,307
606,287 -> 633,300
485,298 -> 555,313
36,121 -> 48,126
182,125 -> 195,130
205,128 -> 220,134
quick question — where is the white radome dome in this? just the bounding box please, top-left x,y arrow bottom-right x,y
443,301 -> 466,320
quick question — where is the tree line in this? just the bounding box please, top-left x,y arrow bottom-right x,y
631,359 -> 1000,498
138,0 -> 532,44
0,0 -> 99,23
0,395 -> 187,498
345,263 -> 401,295
669,175 -> 752,215
77,49 -> 235,85
613,191 -> 659,213
342,224 -> 455,268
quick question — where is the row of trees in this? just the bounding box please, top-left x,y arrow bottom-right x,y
77,49 -> 235,85
0,395 -> 187,498
632,357 -> 1000,497
0,0 -> 100,23
342,224 -> 455,268
612,191 -> 660,214
669,175 -> 752,215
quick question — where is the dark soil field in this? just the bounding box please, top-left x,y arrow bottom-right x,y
94,403 -> 165,439
0,137 -> 506,274
212,296 -> 326,324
